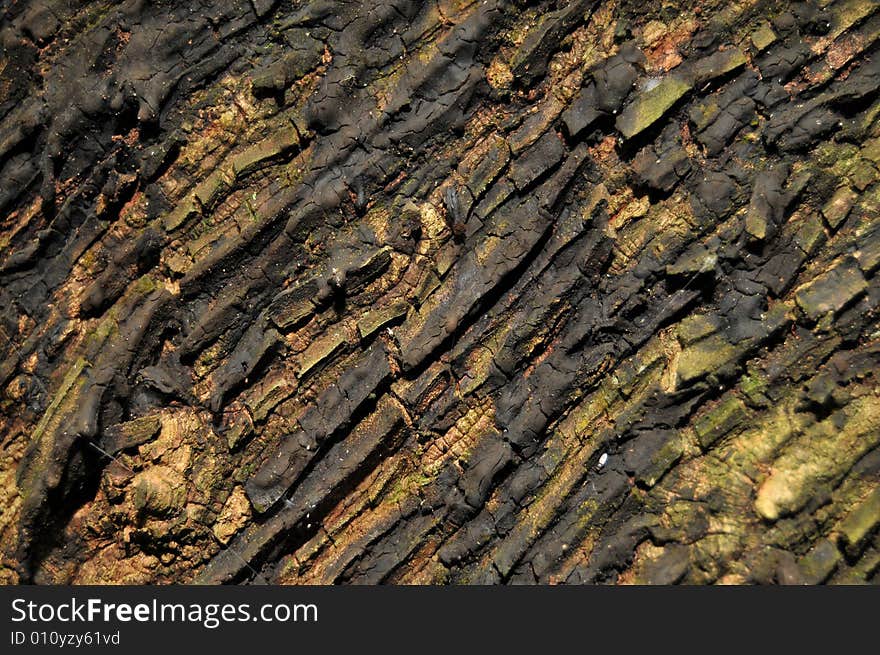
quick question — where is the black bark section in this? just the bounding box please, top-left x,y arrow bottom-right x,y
1,0 -> 879,585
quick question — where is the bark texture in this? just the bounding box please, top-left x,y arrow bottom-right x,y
1,0 -> 879,584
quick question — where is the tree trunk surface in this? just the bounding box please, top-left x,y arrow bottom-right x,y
1,0 -> 879,585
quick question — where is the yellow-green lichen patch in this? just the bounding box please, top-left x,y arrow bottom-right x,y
162,196 -> 200,232
790,212 -> 825,256
836,487 -> 880,557
675,334 -> 739,384
677,313 -> 719,345
750,23 -> 777,51
356,300 -> 409,341
794,256 -> 867,321
688,48 -> 747,85
17,358 -> 91,505
821,186 -> 857,229
754,393 -> 880,521
636,432 -> 688,489
826,0 -> 877,42
231,129 -> 300,178
693,393 -> 749,450
616,75 -> 692,140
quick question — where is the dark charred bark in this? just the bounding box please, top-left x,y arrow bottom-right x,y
1,0 -> 879,585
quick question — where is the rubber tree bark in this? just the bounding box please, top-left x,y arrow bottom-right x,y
1,0 -> 879,584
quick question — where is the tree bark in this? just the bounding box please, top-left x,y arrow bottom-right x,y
1,0 -> 878,584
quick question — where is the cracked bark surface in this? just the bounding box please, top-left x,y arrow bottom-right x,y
1,0 -> 879,585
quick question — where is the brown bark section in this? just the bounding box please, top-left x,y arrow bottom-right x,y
0,0 -> 878,584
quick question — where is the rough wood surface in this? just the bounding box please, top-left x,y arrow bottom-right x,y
1,0 -> 879,584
